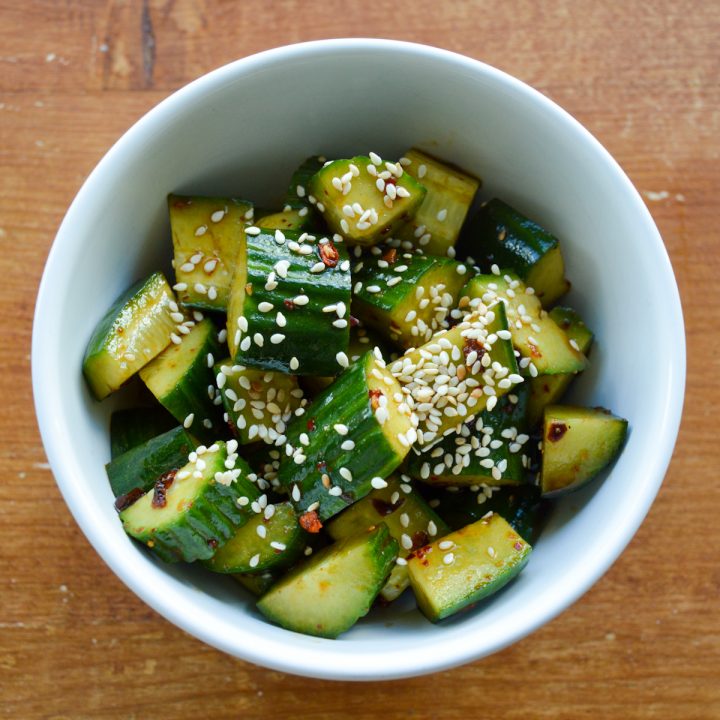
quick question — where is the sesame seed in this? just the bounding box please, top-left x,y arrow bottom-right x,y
396,557 -> 408,566
418,164 -> 427,179
173,282 -> 188,291
210,210 -> 225,223
400,513 -> 410,528
183,413 -> 194,428
291,485 -> 301,501
438,540 -> 454,550
366,285 -> 381,293
310,262 -> 326,273
427,520 -> 438,536
334,424 -> 349,435
274,260 -> 290,278
369,151 -> 382,165
339,467 -> 353,481
276,312 -> 287,327
293,294 -> 309,306
249,554 -> 260,568
270,333 -> 285,344
289,357 -> 299,371
341,440 -> 355,451
436,208 -> 448,222
400,533 -> 413,550
488,546 -> 496,558
332,319 -> 348,329
443,552 -> 455,565
179,262 -> 195,273
253,333 -> 264,347
258,301 -> 273,312
387,276 -> 402,287
328,486 -> 343,496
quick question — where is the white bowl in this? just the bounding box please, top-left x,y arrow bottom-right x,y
32,39 -> 685,680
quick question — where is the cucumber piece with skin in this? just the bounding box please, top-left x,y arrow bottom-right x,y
278,351 -> 415,522
421,483 -> 544,544
83,272 -> 179,400
284,155 -> 328,209
120,441 -> 261,563
257,523 -> 398,638
461,273 -> 587,376
139,318 -> 225,443
106,425 -> 196,498
460,198 -> 570,307
406,383 -> 531,486
233,571 -> 278,596
541,405 -> 628,496
307,155 -> 426,247
397,148 -> 480,256
352,247 -> 470,349
389,301 -> 521,449
227,228 -> 352,376
407,512 -> 532,622
327,476 -> 450,602
527,307 -> 594,428
110,406 -> 177,459
204,502 -> 306,574
169,195 -> 253,311
214,359 -> 305,446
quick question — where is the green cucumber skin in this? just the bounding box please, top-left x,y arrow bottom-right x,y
203,502 -> 306,574
153,325 -> 225,443
462,199 -> 557,276
353,254 -> 439,314
284,156 -> 327,208
110,406 -> 177,459
122,449 -> 260,563
406,384 -> 530,485
278,356 -> 405,521
234,230 -> 351,376
421,483 -> 544,544
106,426 -> 196,497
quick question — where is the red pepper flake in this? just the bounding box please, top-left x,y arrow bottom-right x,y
372,498 -> 402,517
547,421 -> 568,442
151,470 -> 177,509
349,315 -> 360,328
114,487 -> 144,512
527,340 -> 542,358
381,247 -> 397,264
412,531 -> 429,549
514,541 -> 524,551
207,538 -> 219,550
463,337 -> 486,359
306,417 -> 317,432
283,298 -> 295,310
368,388 -> 383,410
299,510 -> 323,534
173,198 -> 192,208
319,241 -> 339,268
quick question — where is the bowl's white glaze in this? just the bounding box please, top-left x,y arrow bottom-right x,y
32,39 -> 684,680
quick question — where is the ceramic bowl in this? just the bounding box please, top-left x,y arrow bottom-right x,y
32,39 -> 685,680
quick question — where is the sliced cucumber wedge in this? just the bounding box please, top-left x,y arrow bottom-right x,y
397,148 -> 480,256
407,512 -> 531,622
169,194 -> 253,311
83,272 -> 178,399
257,523 -> 398,638
541,405 -> 628,495
139,318 -> 224,442
120,441 -> 261,563
307,155 -> 426,246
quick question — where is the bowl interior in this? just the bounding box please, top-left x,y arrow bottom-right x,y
33,40 -> 684,680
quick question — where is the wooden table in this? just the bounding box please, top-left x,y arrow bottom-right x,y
2,1 -> 718,717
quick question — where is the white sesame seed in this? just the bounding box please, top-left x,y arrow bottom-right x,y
249,553 -> 260,568
443,552 -> 455,565
293,294 -> 309,306
270,333 -> 285,344
369,151 -> 382,165
291,485 -> 301,501
336,351 -> 349,368
332,319 -> 348,329
366,285 -> 381,293
334,424 -> 349,435
276,312 -> 287,327
418,164 -> 427,179
258,301 -> 274,312
436,208 -> 448,222
253,333 -> 264,347
400,533 -> 413,550
341,440 -> 355,451
289,357 -> 299,371
310,262 -> 326,273
438,540 -> 454,550
339,467 -> 353,481
183,413 -> 194,428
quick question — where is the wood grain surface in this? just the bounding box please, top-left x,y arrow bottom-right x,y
1,1 -> 718,718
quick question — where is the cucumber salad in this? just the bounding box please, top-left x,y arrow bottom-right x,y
83,150 -> 628,637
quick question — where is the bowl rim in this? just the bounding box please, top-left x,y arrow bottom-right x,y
32,37 -> 686,680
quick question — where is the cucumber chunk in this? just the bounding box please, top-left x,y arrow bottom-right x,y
256,206 -> 313,232
307,155 -> 426,246
327,476 -> 450,602
541,405 -> 628,495
461,273 -> 587,376
120,441 -> 260,563
169,194 -> 253,311
389,301 -> 521,448
421,483 -> 544,544
406,383 -> 531,486
204,502 -> 306,574
82,272 -> 178,399
110,406 -> 176,459
227,228 -> 352,376
407,513 -> 531,622
353,248 -> 470,348
214,359 -> 305,446
106,425 -> 196,498
397,148 -> 480,256
233,571 -> 278,596
257,523 -> 398,638
283,155 -> 327,211
460,198 -> 570,307
527,307 -> 594,427
139,318 -> 224,442
278,351 -> 414,522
